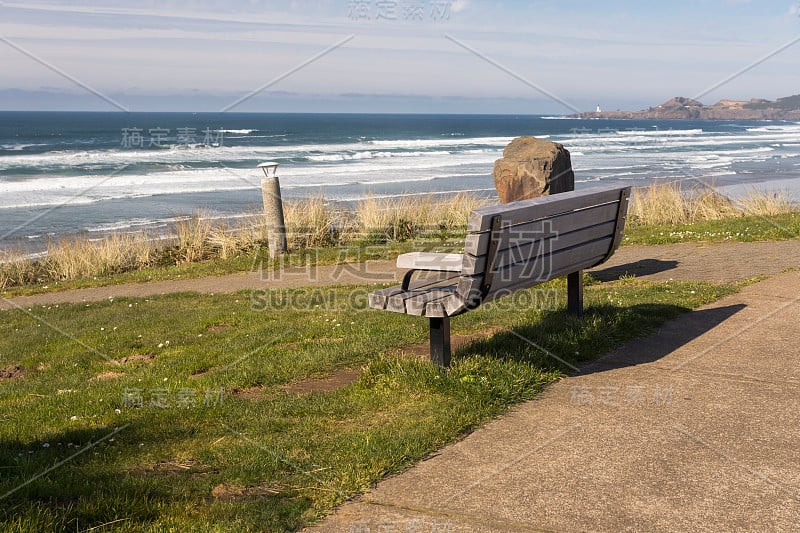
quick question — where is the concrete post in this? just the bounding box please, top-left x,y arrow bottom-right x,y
258,162 -> 287,258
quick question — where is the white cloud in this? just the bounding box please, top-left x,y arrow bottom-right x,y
451,0 -> 469,14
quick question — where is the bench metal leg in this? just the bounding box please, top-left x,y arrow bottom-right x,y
567,270 -> 583,316
429,316 -> 451,367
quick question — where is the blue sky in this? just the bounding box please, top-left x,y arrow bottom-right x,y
1,0 -> 799,113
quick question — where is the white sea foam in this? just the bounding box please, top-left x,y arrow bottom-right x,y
1,143 -> 50,151
746,124 -> 800,133
306,150 -> 452,162
367,137 -> 513,148
0,137 -> 511,170
85,218 -> 168,233
615,128 -> 704,136
0,147 -> 501,209
0,170 -> 260,209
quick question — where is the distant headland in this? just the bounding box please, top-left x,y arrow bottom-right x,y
575,95 -> 800,120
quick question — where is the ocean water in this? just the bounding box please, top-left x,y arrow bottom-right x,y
1,111 -> 799,251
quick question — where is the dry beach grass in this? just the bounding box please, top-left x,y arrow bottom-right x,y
628,181 -> 793,225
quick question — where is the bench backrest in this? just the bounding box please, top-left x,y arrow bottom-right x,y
440,185 -> 630,316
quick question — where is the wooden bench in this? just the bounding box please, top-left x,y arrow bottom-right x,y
369,185 -> 631,366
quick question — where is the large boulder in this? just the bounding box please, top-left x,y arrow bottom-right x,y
493,136 -> 574,203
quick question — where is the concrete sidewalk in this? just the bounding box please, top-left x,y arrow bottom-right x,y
308,271 -> 800,532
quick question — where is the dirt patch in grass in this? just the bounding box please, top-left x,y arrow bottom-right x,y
231,385 -> 275,399
189,368 -> 210,378
277,332 -> 499,393
90,371 -> 124,381
211,482 -> 283,502
0,364 -> 24,381
107,353 -> 155,365
282,368 -> 362,394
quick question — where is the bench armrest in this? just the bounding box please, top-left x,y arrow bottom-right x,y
396,252 -> 463,272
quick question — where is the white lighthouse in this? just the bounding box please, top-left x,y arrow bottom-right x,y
595,104 -> 602,113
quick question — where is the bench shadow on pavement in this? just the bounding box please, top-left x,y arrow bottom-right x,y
577,303 -> 747,374
590,259 -> 679,282
456,302 -> 746,376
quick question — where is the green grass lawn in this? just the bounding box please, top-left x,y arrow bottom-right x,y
0,277 -> 740,531
624,212 -> 800,245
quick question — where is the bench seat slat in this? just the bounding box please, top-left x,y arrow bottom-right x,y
370,285 -> 458,316
407,287 -> 458,315
385,286 -> 457,313
409,291 -> 467,318
425,301 -> 449,318
369,272 -> 459,309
